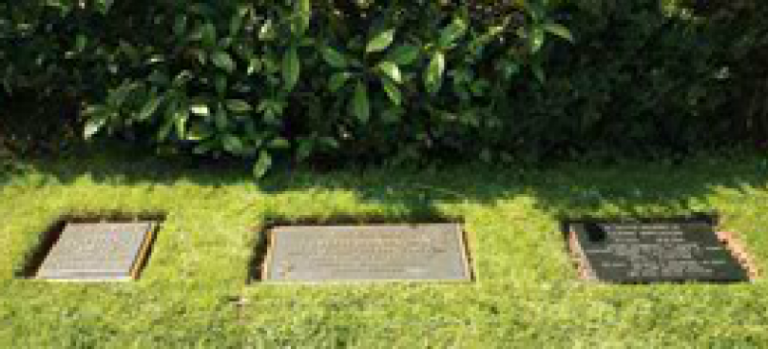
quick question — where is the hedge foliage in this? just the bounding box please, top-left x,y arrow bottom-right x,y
537,0 -> 768,157
2,1 -> 766,172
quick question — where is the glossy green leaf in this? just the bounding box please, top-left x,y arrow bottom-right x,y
107,82 -> 135,107
96,0 -> 114,14
186,123 -> 212,141
118,41 -> 138,62
424,51 -> 445,94
215,74 -> 227,96
158,100 -> 178,141
377,61 -> 402,84
211,51 -> 235,73
388,45 -> 420,65
319,137 -> 340,149
173,15 -> 187,36
258,19 -> 276,41
439,18 -> 467,48
282,46 -> 300,92
543,22 -> 574,43
366,29 -> 395,54
292,0 -> 311,36
297,139 -> 313,161
247,58 -> 262,75
222,134 -> 244,153
381,78 -> 402,106
268,137 -> 291,149
157,121 -> 173,142
75,34 -> 87,53
253,150 -> 272,178
321,46 -> 347,69
532,63 -> 546,84
352,81 -> 370,123
226,99 -> 252,113
172,70 -> 193,88
190,104 -> 210,116
215,105 -> 228,130
229,8 -> 245,35
83,111 -> 107,140
193,141 -> 215,155
202,22 -> 216,48
174,109 -> 189,138
138,96 -> 162,120
531,26 -> 545,53
329,72 -> 352,92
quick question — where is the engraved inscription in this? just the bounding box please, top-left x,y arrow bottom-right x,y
264,224 -> 470,282
571,221 -> 748,283
37,222 -> 154,281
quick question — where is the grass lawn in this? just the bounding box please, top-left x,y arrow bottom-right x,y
2,148 -> 768,347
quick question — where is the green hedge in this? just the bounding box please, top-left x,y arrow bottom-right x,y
531,0 -> 768,157
2,1 -> 766,172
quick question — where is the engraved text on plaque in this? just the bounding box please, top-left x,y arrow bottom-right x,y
263,224 -> 471,282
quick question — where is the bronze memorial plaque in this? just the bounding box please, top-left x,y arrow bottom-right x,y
36,222 -> 157,281
263,223 -> 471,282
566,218 -> 752,283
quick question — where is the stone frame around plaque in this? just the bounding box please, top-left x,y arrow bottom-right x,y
250,219 -> 474,284
562,215 -> 758,284
19,213 -> 165,282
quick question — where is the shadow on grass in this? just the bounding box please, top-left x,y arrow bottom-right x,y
5,144 -> 768,225
264,157 -> 768,224
6,145 -> 768,284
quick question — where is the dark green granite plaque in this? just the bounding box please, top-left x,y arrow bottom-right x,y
567,219 -> 750,283
263,223 -> 471,282
36,222 -> 156,281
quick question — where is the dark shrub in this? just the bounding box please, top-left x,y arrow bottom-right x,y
2,0 -> 765,172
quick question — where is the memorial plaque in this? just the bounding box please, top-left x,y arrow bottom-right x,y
36,222 -> 157,281
262,223 -> 471,282
566,219 -> 751,283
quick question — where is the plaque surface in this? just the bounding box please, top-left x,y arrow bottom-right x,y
263,223 -> 471,282
36,222 -> 156,281
567,219 -> 750,283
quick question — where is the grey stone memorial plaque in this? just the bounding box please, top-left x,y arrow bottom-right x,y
567,219 -> 750,283
262,223 -> 471,282
36,222 -> 156,281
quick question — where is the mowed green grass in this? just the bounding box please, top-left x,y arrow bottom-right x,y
2,149 -> 768,347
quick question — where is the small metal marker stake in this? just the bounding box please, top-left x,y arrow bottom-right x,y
36,221 -> 157,281
566,218 -> 753,283
262,223 -> 472,282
